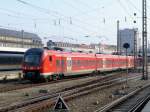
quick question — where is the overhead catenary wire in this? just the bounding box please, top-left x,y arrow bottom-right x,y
7,0 -> 135,45
127,0 -> 141,12
0,11 -> 101,39
61,0 -> 87,14
117,0 -> 134,20
0,7 -> 54,21
0,7 -> 37,19
16,0 -> 127,35
16,0 -> 103,31
16,0 -> 60,17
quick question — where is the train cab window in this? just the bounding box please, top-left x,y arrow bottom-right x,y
24,54 -> 41,65
49,56 -> 52,62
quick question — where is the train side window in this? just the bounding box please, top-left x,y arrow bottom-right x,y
72,60 -> 75,65
67,60 -> 70,66
87,60 -> 88,65
56,60 -> 60,66
100,60 -> 102,65
75,60 -> 77,65
73,60 -> 75,65
62,60 -> 65,65
84,60 -> 85,66
78,60 -> 80,65
49,56 -> 52,62
68,60 -> 72,66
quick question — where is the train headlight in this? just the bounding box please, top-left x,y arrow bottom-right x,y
23,66 -> 26,70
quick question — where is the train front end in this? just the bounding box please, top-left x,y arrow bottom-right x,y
22,48 -> 44,81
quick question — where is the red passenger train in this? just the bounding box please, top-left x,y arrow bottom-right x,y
22,48 -> 134,81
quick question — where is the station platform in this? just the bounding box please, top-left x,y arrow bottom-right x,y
0,71 -> 22,80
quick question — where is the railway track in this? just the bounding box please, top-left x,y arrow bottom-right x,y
94,81 -> 150,112
0,71 -> 126,93
0,73 -> 99,93
0,73 -> 140,112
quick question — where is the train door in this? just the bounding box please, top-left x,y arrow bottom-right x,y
67,57 -> 72,73
102,58 -> 106,69
55,56 -> 60,74
128,58 -> 131,68
95,55 -> 98,71
61,56 -> 65,73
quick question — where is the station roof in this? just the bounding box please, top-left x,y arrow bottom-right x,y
0,28 -> 41,40
0,47 -> 28,53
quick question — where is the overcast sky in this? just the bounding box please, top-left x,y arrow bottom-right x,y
0,0 -> 146,45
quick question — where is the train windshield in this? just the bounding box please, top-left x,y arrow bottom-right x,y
24,54 -> 41,66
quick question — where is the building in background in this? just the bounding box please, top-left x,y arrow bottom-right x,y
47,40 -> 95,53
119,28 -> 140,55
47,40 -> 116,54
0,28 -> 43,48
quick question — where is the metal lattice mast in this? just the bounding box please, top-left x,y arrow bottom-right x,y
134,30 -> 137,70
142,0 -> 148,80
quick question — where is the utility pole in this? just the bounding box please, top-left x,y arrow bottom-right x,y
117,20 -> 120,54
123,43 -> 130,87
142,0 -> 148,80
21,30 -> 24,48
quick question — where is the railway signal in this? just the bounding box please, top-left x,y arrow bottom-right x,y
123,43 -> 130,87
123,43 -> 130,49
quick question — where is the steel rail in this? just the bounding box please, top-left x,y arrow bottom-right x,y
1,75 -> 140,112
94,82 -> 150,112
0,71 -> 125,93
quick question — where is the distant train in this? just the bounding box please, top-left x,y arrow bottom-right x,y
0,47 -> 27,71
22,48 -> 135,81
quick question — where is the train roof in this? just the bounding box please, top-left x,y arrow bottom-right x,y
46,50 -> 133,58
25,48 -> 134,58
